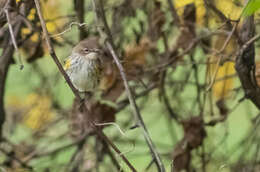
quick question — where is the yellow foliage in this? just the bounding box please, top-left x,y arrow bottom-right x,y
21,0 -> 64,42
174,0 -> 242,27
209,35 -> 237,100
211,62 -> 235,99
7,93 -> 55,130
21,28 -> 31,35
41,0 -> 64,34
174,0 -> 193,9
214,0 -> 242,20
174,0 -> 206,26
23,93 -> 55,130
28,8 -> 36,21
208,1 -> 241,28
173,0 -> 240,99
30,32 -> 39,42
6,96 -> 25,109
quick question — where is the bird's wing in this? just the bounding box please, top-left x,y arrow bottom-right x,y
64,58 -> 72,71
64,55 -> 80,71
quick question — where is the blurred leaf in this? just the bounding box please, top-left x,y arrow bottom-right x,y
23,93 -> 55,130
148,1 -> 165,41
212,62 -> 235,99
242,0 -> 260,17
174,0 -> 206,26
124,37 -> 153,79
69,100 -> 116,139
209,36 -> 237,100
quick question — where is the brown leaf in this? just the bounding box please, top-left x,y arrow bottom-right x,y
23,40 -> 44,63
69,99 -> 116,139
148,1 -> 166,41
176,4 -> 196,50
99,59 -> 118,92
101,79 -> 125,102
124,37 -> 152,79
182,116 -> 206,148
216,99 -> 228,116
255,61 -> 260,87
172,139 -> 191,172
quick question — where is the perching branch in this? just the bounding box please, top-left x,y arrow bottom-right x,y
33,0 -> 136,171
33,0 -> 81,100
0,0 -> 23,139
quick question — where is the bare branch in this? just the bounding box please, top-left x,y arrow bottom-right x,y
4,1 -> 23,69
74,0 -> 87,40
167,0 -> 180,26
33,0 -> 136,171
91,0 -> 165,171
0,148 -> 33,170
235,15 -> 260,109
33,0 -> 81,100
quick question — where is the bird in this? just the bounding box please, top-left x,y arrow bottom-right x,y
64,38 -> 102,94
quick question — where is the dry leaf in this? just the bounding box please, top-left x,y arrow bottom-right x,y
182,116 -> 206,148
69,99 -> 116,139
124,37 -> 152,79
148,1 -> 166,41
255,61 -> 260,87
172,139 -> 191,172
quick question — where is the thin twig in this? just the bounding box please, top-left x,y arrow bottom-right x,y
95,122 -> 136,157
0,148 -> 33,170
95,122 -> 127,137
106,42 -> 165,171
33,1 -> 136,171
33,0 -> 80,99
166,0 -> 180,26
50,22 -> 88,38
206,22 -> 238,91
91,0 -> 166,171
4,2 -> 23,69
74,0 -> 87,40
242,33 -> 260,49
103,140 -> 124,172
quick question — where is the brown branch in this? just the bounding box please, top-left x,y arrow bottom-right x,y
74,0 -> 87,40
0,148 -> 33,170
206,22 -> 238,91
166,0 -> 180,26
33,0 -> 136,171
117,83 -> 157,111
106,42 -> 165,171
33,0 -> 81,100
235,14 -> 260,109
91,0 -> 165,171
103,141 -> 124,172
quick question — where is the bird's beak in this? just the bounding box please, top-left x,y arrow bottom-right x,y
85,52 -> 99,60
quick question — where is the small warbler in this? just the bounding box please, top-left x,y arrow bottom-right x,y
64,39 -> 102,93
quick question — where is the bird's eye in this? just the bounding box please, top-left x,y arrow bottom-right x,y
83,48 -> 89,53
